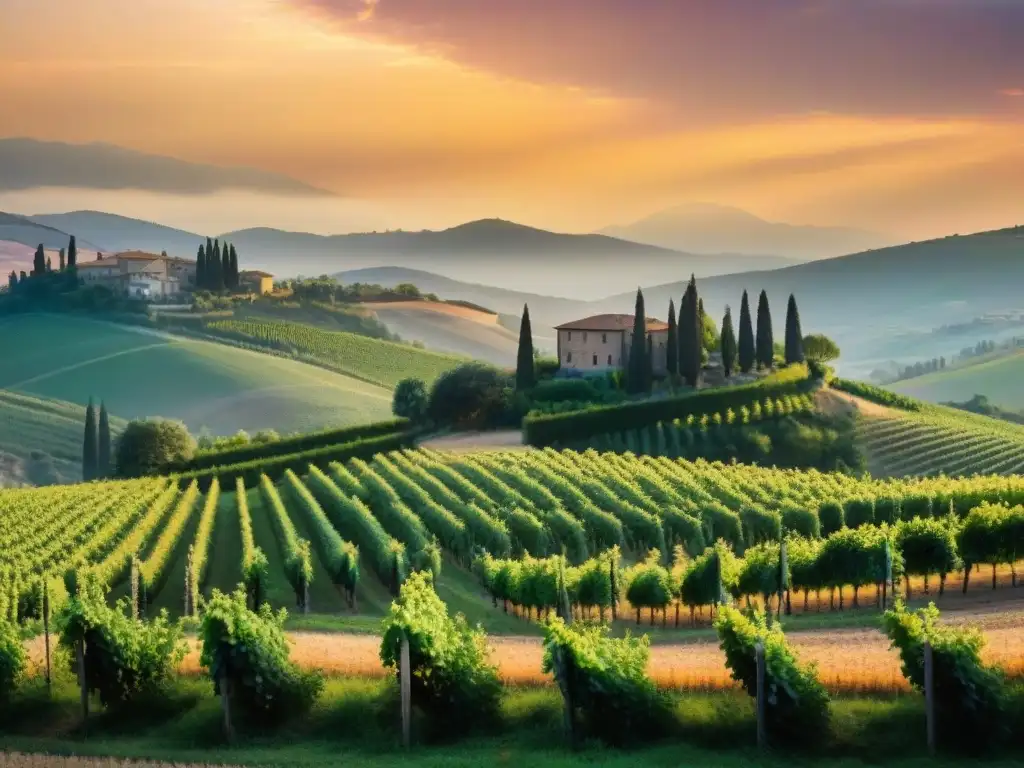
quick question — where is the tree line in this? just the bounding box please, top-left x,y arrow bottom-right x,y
6,235 -> 79,291
514,276 -> 808,396
195,238 -> 241,292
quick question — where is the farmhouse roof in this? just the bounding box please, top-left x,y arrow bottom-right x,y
76,260 -> 116,270
555,314 -> 669,332
240,269 -> 274,278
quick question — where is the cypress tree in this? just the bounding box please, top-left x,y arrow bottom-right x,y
59,248 -> 66,271
98,402 -> 111,478
680,275 -> 701,387
221,244 -> 231,290
82,399 -> 98,482
67,235 -> 77,268
721,306 -> 737,377
627,288 -> 649,394
46,256 -> 53,272
665,299 -> 678,378
229,244 -> 239,288
756,289 -> 774,369
784,294 -> 804,365
196,244 -> 206,289
33,244 -> 45,276
212,240 -> 224,290
647,335 -> 654,386
515,303 -> 536,390
738,290 -> 755,373
677,290 -> 691,383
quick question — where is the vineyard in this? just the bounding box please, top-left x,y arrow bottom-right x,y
2,448 -> 1023,628
204,317 -> 464,388
854,398 -> 1024,478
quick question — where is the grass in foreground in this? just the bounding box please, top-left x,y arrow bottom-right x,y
3,673 -> 1023,767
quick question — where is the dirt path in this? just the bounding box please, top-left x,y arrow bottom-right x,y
419,430 -> 528,453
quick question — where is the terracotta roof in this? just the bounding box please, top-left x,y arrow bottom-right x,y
555,314 -> 669,332
115,250 -> 163,261
240,270 -> 274,278
76,260 -> 118,270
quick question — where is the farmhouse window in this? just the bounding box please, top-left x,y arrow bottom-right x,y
567,351 -> 572,363
583,332 -> 588,342
607,354 -> 613,365
602,333 -> 607,343
592,354 -> 598,365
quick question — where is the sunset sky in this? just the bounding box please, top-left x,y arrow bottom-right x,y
1,0 -> 1023,237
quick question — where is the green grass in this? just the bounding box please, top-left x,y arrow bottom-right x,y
203,489 -> 244,596
0,313 -> 393,440
2,672 -> 1022,766
891,351 -> 1024,410
205,316 -> 465,388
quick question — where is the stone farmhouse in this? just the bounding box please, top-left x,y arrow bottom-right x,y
77,251 -> 197,298
555,314 -> 671,375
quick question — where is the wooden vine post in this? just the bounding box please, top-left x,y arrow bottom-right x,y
43,579 -> 52,696
924,639 -> 936,756
400,632 -> 411,749
755,640 -> 767,750
777,538 -> 788,622
184,546 -> 194,617
130,555 -> 140,619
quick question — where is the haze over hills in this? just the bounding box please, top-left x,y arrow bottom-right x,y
22,211 -> 797,298
0,138 -> 330,196
602,202 -> 893,260
0,211 -> 99,251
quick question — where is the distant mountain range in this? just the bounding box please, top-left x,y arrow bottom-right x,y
0,138 -> 329,196
17,212 -> 800,298
0,211 -> 99,252
602,202 -> 893,260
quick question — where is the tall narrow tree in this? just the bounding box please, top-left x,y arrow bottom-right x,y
46,256 -> 53,272
32,244 -> 45,276
229,244 -> 239,288
784,294 -> 804,365
755,290 -> 774,369
627,288 -> 649,394
98,402 -> 111,479
82,399 -> 98,482
196,243 -> 207,289
680,275 -> 701,387
212,240 -> 224,290
720,306 -> 737,377
665,299 -> 678,378
221,243 -> 231,290
516,304 -> 536,390
67,235 -> 77,268
647,335 -> 655,384
677,290 -> 691,383
738,290 -> 755,373
59,248 -> 66,271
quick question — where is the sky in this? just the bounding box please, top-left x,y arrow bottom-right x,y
1,0 -> 1023,238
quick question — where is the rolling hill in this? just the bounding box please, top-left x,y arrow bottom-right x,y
0,211 -> 98,251
26,210 -> 808,299
889,351 -> 1024,410
595,225 -> 1024,368
0,314 -> 395,443
602,202 -> 890,260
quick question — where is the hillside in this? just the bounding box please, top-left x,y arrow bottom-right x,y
596,225 -> 1024,367
601,202 -> 890,259
358,301 -> 525,366
889,351 -> 1024,410
0,314 -> 393,440
0,390 -> 127,486
0,211 -> 98,251
28,210 -> 206,257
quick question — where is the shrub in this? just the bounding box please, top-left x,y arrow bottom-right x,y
680,542 -> 741,610
803,334 -> 840,364
831,379 -> 922,411
392,378 -> 429,424
56,585 -> 186,708
428,363 -> 513,430
843,497 -> 875,528
818,501 -> 844,535
542,618 -> 673,746
200,589 -> 323,722
115,419 -> 196,477
883,602 -> 1008,751
739,505 -> 782,546
896,517 -> 961,595
529,378 -> 600,404
380,571 -> 501,738
781,504 -> 821,538
715,605 -> 830,746
624,552 -> 673,624
0,620 -> 26,704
